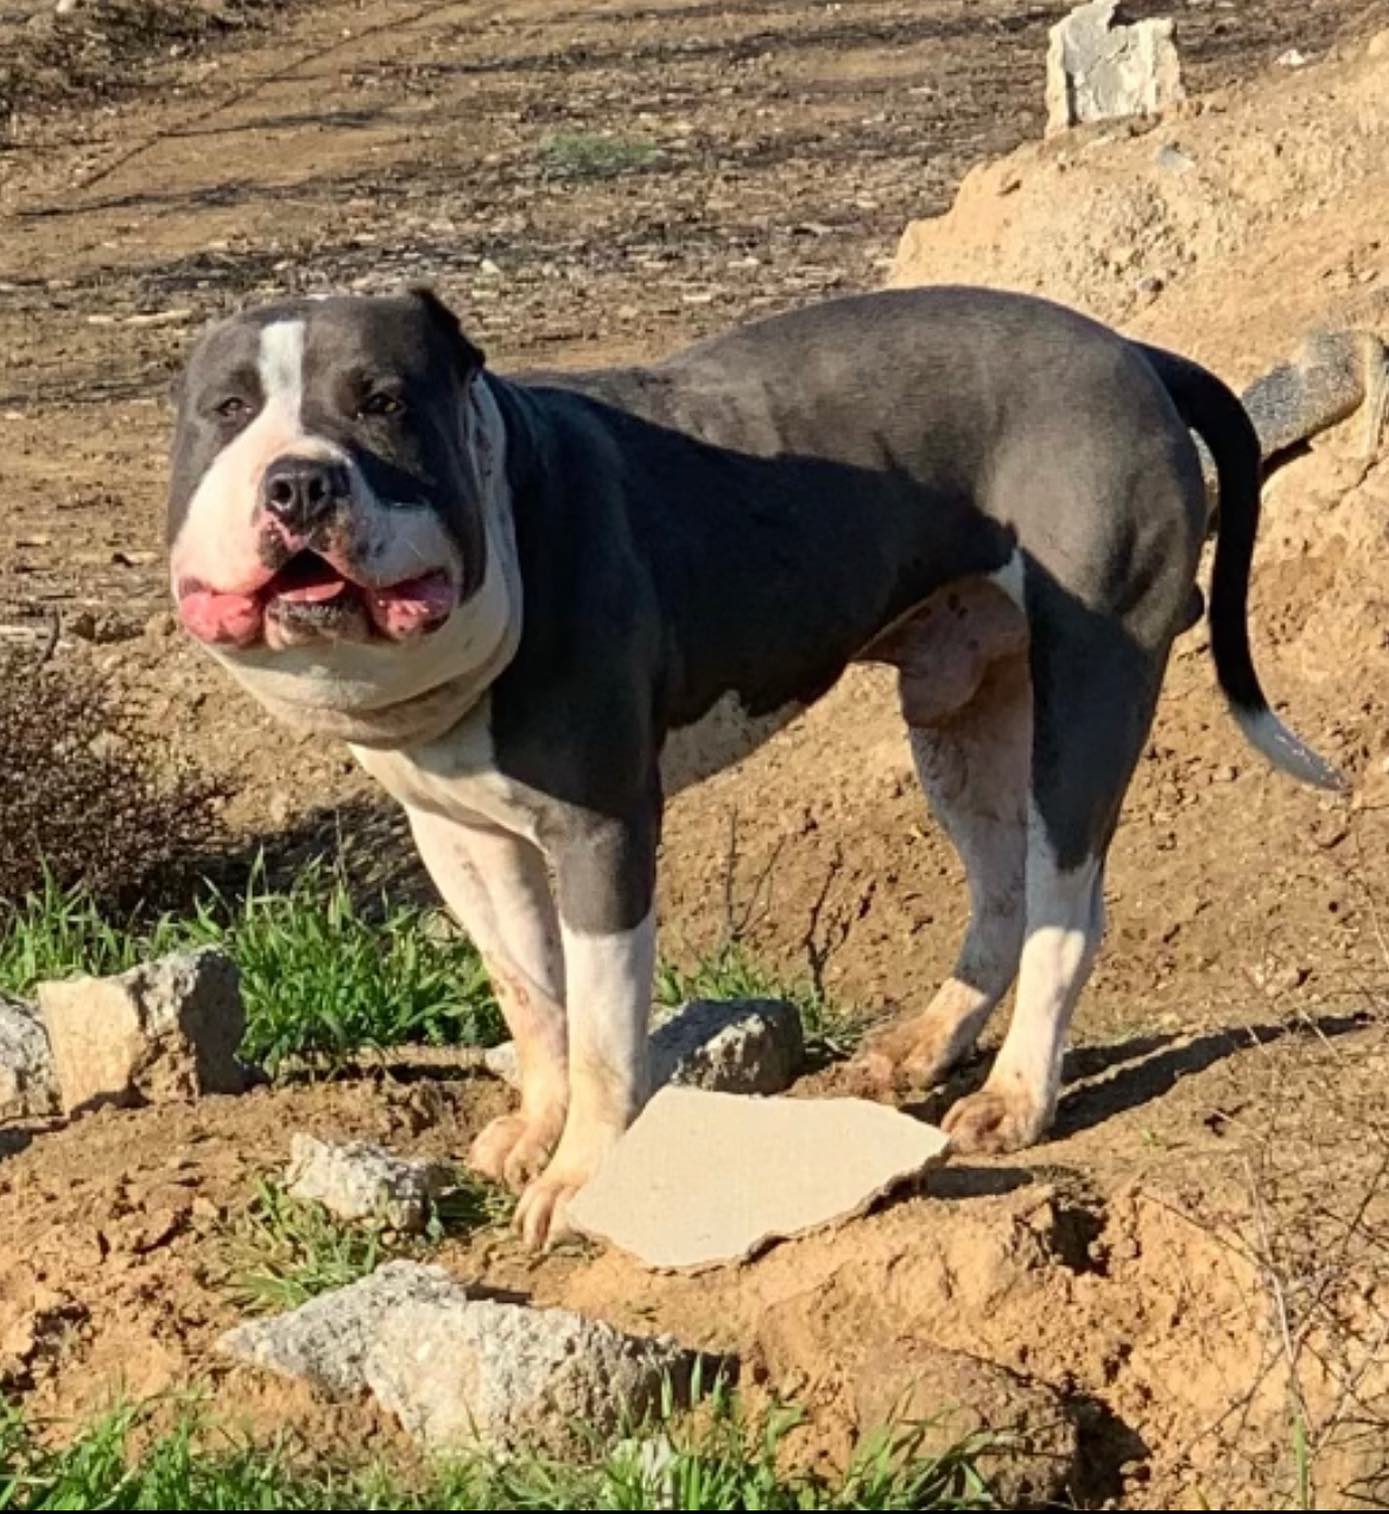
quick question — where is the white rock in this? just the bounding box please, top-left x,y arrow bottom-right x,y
285,1135 -> 451,1233
38,948 -> 246,1114
1046,0 -> 1185,136
0,996 -> 58,1121
481,1040 -> 524,1085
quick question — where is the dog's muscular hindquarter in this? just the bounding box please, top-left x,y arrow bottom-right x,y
168,285 -> 1341,1246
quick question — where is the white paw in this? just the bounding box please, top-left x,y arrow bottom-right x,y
467,1109 -> 563,1192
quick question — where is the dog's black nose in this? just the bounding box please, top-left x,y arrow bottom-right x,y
260,456 -> 350,535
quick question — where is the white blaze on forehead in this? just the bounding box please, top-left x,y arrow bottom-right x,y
257,319 -> 306,415
170,318 -> 319,594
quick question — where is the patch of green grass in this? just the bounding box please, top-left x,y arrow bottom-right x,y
0,872 -> 150,991
429,1171 -> 517,1236
0,1387 -> 1000,1511
221,1173 -> 516,1316
175,861 -> 503,1071
0,1399 -> 325,1512
0,861 -> 505,1073
656,938 -> 863,1055
221,1180 -> 390,1315
0,860 -> 861,1072
539,132 -> 660,180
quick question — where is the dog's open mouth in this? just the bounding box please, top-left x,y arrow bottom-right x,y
270,551 -> 355,608
177,552 -> 457,649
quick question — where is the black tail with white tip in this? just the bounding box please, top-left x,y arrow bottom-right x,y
1138,343 -> 1347,793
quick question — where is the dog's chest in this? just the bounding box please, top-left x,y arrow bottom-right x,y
349,697 -> 546,841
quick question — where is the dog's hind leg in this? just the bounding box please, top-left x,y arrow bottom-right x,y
859,648 -> 1030,1090
407,808 -> 569,1190
942,575 -> 1167,1154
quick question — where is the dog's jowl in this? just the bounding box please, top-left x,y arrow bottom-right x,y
168,285 -> 1341,1247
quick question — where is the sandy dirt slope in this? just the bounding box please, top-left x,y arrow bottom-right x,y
4,1 -> 1389,1506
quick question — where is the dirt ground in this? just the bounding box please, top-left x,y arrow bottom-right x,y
4,0 -> 1389,1506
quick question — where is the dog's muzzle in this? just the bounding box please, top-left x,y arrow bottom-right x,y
175,453 -> 459,650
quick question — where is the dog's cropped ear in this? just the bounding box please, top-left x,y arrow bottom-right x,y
408,285 -> 487,376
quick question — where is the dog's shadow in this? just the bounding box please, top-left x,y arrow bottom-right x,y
902,1009 -> 1372,1143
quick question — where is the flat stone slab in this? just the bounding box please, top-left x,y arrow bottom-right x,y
567,1087 -> 949,1271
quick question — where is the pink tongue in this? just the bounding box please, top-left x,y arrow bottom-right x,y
178,588 -> 262,647
276,578 -> 348,604
366,571 -> 457,639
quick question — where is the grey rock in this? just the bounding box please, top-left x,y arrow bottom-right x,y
1046,0 -> 1185,136
0,996 -> 58,1121
650,997 -> 804,1094
486,998 -> 804,1097
219,1260 -> 705,1456
285,1134 -> 451,1233
365,1295 -> 700,1455
218,1260 -> 466,1393
38,947 -> 246,1114
1153,143 -> 1194,174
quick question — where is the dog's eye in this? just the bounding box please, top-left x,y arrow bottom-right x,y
360,392 -> 406,419
216,396 -> 251,421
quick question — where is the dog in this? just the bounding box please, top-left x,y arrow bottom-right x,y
167,284 -> 1341,1246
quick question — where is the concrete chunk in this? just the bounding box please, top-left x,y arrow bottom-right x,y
218,1259 -> 705,1455
651,997 -> 804,1094
218,1260 -> 464,1393
567,1087 -> 949,1271
1046,0 -> 1184,136
365,1295 -> 701,1455
38,947 -> 246,1114
0,996 -> 58,1121
486,997 -> 804,1096
285,1134 -> 451,1233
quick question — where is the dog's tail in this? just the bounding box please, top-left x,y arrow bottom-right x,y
1138,342 -> 1346,793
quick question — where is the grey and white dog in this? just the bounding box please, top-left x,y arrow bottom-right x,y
168,285 -> 1340,1246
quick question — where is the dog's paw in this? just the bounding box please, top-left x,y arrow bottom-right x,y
855,1015 -> 959,1093
511,1117 -> 627,1250
467,1111 -> 562,1193
513,1164 -> 589,1250
941,1084 -> 1047,1154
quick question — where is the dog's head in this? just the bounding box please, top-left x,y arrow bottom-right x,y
168,290 -> 516,739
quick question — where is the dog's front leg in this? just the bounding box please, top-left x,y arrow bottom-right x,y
406,808 -> 569,1189
513,805 -> 658,1249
